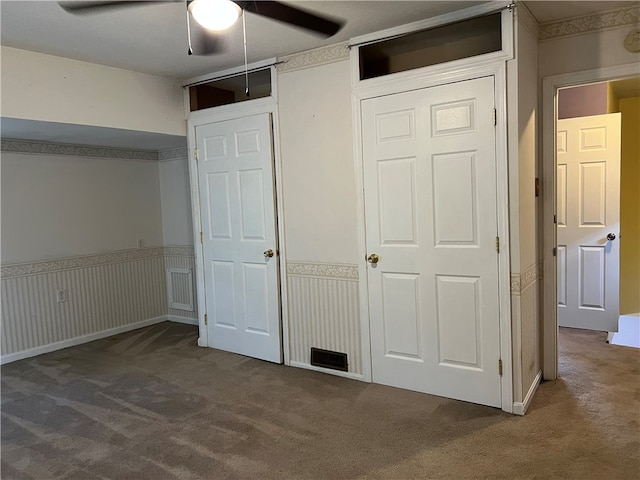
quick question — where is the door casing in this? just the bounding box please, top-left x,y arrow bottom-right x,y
186,77 -> 290,365
541,63 -> 640,381
350,53 -> 513,412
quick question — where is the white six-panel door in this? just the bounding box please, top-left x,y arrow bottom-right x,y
362,76 -> 502,407
557,113 -> 621,332
195,113 -> 282,363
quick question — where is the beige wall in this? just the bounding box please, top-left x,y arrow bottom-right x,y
538,27 -> 639,79
619,96 -> 640,315
517,21 -> 539,275
0,143 -> 199,360
1,151 -> 163,264
508,4 -> 541,406
0,46 -> 186,136
517,12 -> 540,402
277,59 -> 358,265
159,157 -> 193,246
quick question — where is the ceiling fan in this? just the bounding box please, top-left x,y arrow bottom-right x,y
59,0 -> 345,55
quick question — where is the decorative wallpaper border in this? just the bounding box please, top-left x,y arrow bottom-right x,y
539,5 -> 639,41
278,42 -> 350,73
1,246 -> 194,279
286,262 -> 358,281
158,147 -> 188,161
164,246 -> 195,257
1,139 -> 159,161
511,263 -> 543,295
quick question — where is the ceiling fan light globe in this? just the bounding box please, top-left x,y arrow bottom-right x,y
188,0 -> 242,31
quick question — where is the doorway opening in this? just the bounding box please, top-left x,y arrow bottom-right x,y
556,79 -> 639,344
542,67 -> 640,380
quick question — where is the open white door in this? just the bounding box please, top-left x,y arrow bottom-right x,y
362,76 -> 502,407
557,113 -> 621,332
195,113 -> 282,363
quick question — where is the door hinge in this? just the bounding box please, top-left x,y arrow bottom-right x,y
554,214 -> 557,224
204,313 -> 208,325
200,231 -> 203,244
492,108 -> 497,126
194,148 -> 198,161
496,236 -> 500,253
498,359 -> 503,376
553,247 -> 557,256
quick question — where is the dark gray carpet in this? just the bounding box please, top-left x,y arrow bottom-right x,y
1,322 -> 638,479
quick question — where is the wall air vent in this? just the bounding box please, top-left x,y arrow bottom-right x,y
310,347 -> 348,372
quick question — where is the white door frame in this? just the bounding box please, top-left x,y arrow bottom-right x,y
541,63 -> 639,381
351,56 -> 513,412
186,73 -> 290,365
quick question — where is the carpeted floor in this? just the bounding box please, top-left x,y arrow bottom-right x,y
1,322 -> 638,479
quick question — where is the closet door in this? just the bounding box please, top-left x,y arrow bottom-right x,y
196,113 -> 281,363
362,76 -> 502,407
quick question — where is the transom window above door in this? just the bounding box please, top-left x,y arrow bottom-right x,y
357,11 -> 504,80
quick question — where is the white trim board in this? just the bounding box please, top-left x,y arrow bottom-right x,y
0,316 -> 199,365
0,316 -> 167,365
166,315 -> 200,326
513,370 -> 542,416
541,63 -> 640,381
289,361 -> 366,382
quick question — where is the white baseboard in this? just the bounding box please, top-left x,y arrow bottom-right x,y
0,316 -> 167,365
513,370 -> 542,415
289,360 -> 366,382
166,315 -> 199,326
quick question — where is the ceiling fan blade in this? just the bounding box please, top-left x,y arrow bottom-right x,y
59,1 -> 172,15
238,1 -> 344,37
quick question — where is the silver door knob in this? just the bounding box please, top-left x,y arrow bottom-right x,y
607,233 -> 616,241
263,249 -> 275,258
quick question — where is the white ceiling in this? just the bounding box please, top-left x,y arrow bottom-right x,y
2,0 -> 490,79
3,1 -> 635,80
1,0 -> 636,150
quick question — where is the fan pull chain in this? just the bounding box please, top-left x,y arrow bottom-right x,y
243,12 -> 249,97
186,2 -> 193,55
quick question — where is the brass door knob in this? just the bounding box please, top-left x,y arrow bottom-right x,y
367,253 -> 379,264
263,249 -> 275,258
